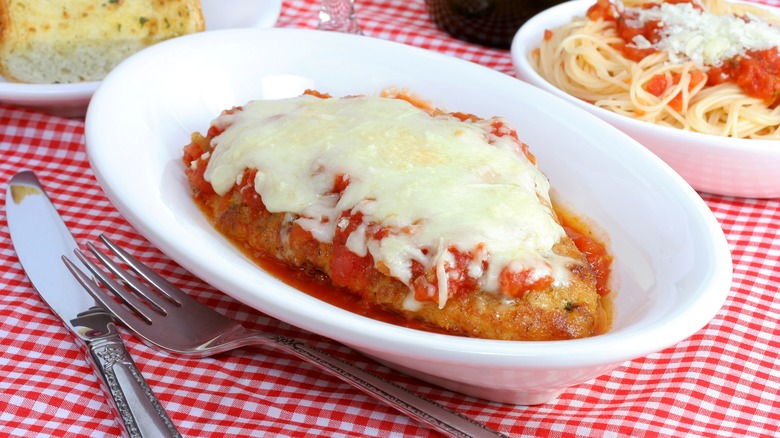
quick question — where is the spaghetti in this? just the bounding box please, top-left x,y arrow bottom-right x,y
531,0 -> 780,139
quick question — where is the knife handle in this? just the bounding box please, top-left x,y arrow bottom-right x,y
85,327 -> 181,438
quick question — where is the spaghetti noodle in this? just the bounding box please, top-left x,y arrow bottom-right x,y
531,0 -> 780,139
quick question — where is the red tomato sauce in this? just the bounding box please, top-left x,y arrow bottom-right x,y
234,209 -> 613,335
707,48 -> 780,106
586,0 -> 780,107
188,150 -> 613,335
187,91 -> 614,335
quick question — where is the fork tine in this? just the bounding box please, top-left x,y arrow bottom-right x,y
62,254 -> 153,325
98,235 -> 191,307
71,248 -> 163,318
84,241 -> 170,314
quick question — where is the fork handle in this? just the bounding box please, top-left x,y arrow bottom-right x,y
262,333 -> 509,438
86,333 -> 181,438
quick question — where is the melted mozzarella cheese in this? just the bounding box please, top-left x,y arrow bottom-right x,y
204,95 -> 569,306
627,2 -> 780,67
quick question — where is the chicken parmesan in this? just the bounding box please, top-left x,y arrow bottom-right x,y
183,91 -> 610,341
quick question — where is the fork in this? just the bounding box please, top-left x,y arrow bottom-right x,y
62,235 -> 508,438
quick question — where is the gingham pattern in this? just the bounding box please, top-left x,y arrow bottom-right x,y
1,1 -> 778,436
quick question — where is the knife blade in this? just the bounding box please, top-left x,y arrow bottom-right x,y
5,170 -> 180,438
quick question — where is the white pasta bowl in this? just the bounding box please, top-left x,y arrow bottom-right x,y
85,28 -> 732,405
511,0 -> 780,199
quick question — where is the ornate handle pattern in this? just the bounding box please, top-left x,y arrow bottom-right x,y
264,333 -> 510,438
87,332 -> 181,438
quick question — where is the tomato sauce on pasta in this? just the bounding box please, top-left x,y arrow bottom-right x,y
531,0 -> 780,139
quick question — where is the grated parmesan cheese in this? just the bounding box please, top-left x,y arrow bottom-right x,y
626,1 -> 780,67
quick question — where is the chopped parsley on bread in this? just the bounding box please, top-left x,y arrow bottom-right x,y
0,0 -> 204,84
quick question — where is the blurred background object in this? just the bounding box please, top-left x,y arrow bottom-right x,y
426,0 -> 566,49
318,0 -> 362,34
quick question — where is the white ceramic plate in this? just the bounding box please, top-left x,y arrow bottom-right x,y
201,0 -> 282,31
0,0 -> 281,118
86,28 -> 732,404
511,0 -> 780,198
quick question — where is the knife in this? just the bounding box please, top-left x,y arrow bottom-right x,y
5,170 -> 180,438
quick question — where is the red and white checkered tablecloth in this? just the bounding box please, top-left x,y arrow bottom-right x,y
1,1 -> 779,437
